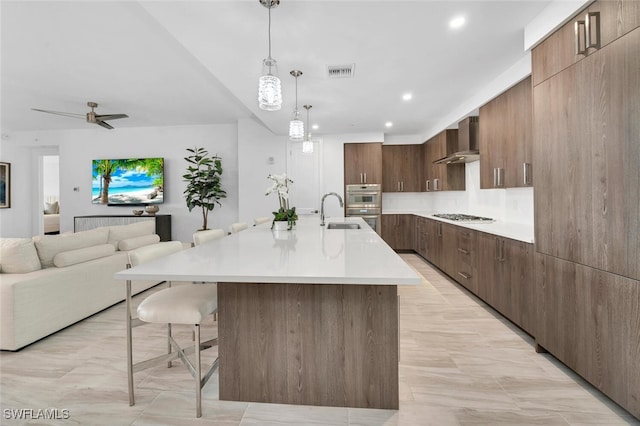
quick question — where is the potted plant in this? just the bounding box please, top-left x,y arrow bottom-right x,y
183,147 -> 226,231
265,173 -> 298,230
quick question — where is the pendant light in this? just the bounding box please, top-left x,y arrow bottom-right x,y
302,105 -> 314,154
289,70 -> 304,141
258,0 -> 282,111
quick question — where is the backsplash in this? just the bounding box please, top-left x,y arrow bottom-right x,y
382,161 -> 534,225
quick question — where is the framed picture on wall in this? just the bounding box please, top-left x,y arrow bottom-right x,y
0,162 -> 10,208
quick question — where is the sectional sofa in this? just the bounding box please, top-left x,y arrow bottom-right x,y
0,221 -> 168,351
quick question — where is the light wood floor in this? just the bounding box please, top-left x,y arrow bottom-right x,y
1,253 -> 638,425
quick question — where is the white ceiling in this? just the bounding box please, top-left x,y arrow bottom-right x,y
1,0 -> 551,138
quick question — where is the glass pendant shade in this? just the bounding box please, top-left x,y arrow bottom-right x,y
289,116 -> 304,141
258,59 -> 282,111
302,140 -> 314,154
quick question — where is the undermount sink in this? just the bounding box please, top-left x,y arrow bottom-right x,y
326,223 -> 361,230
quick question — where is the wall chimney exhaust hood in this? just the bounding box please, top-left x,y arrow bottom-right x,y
434,116 -> 479,164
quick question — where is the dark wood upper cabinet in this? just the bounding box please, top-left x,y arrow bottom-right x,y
344,143 -> 382,185
532,0 -> 640,86
382,145 -> 422,192
533,26 -> 640,280
479,76 -> 533,189
422,130 -> 465,192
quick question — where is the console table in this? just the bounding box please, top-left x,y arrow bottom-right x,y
74,215 -> 171,241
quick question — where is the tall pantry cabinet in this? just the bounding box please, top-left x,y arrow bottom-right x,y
532,1 -> 640,418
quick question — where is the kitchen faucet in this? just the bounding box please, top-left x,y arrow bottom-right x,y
320,192 -> 344,226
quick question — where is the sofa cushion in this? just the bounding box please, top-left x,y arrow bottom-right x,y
0,238 -> 42,274
118,234 -> 160,251
53,244 -> 115,268
44,201 -> 59,214
33,228 -> 109,268
106,221 -> 155,250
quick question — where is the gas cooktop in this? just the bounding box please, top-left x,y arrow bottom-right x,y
432,213 -> 495,223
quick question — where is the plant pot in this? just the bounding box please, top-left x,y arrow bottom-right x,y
272,221 -> 289,231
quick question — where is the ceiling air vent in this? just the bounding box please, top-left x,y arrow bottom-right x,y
327,64 -> 355,79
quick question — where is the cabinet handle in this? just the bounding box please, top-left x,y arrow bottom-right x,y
575,19 -> 587,55
364,173 -> 367,183
401,181 -> 404,191
434,178 -> 439,191
360,173 -> 363,184
523,163 -> 532,186
586,12 -> 600,49
397,181 -> 400,191
458,272 -> 471,280
493,168 -> 497,187
426,180 -> 431,192
496,168 -> 504,188
495,237 -> 501,261
457,248 -> 469,255
437,223 -> 442,237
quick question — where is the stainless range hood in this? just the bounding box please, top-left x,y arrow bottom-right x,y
434,116 -> 479,164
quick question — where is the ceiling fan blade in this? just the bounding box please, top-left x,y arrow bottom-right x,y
95,120 -> 114,130
95,114 -> 128,121
31,108 -> 84,119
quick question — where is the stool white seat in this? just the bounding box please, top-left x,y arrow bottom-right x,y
125,241 -> 218,418
192,228 -> 225,246
137,285 -> 217,324
229,222 -> 248,234
254,216 -> 271,226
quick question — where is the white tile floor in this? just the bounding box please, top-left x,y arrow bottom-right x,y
1,254 -> 638,425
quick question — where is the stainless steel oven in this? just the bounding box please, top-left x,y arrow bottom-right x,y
346,184 -> 381,234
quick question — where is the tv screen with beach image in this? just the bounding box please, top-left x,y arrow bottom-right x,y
92,158 -> 164,205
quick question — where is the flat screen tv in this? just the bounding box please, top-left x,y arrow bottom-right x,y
92,158 -> 164,205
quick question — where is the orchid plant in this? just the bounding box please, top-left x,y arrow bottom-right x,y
265,173 -> 298,230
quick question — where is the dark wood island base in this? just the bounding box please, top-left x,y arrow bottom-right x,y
217,282 -> 399,409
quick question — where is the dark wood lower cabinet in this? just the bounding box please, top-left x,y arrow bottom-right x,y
477,233 -> 535,335
412,217 -> 534,336
381,214 -> 415,250
535,253 -> 640,419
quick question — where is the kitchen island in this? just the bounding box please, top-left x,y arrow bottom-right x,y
115,216 -> 421,409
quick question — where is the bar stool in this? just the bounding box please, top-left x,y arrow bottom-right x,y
126,242 -> 218,418
229,222 -> 248,234
192,228 -> 225,247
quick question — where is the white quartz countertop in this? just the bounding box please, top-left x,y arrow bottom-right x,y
383,211 -> 534,243
115,216 -> 421,285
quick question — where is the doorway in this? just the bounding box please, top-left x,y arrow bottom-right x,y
286,138 -> 322,215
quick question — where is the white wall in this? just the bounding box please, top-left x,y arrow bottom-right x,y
237,118 -> 287,225
0,124 -> 238,242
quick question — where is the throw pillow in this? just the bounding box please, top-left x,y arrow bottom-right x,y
53,244 -> 115,268
44,201 -> 59,214
118,234 -> 160,251
0,238 -> 42,273
33,228 -> 110,268
106,221 -> 155,249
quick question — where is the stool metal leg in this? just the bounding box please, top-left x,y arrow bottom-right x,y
195,324 -> 202,418
167,323 -> 172,368
126,278 -> 135,406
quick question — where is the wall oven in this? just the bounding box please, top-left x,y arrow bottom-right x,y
345,184 -> 381,234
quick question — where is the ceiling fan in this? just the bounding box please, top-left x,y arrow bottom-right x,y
31,101 -> 128,129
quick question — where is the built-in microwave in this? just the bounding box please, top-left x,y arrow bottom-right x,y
345,184 -> 381,207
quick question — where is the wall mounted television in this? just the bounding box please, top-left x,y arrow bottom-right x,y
92,158 -> 164,206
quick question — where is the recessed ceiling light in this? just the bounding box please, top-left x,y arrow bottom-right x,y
312,124 -> 319,130
385,122 -> 393,128
450,16 -> 466,29
402,93 -> 412,101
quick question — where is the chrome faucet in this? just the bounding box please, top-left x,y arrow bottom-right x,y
320,192 -> 344,226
